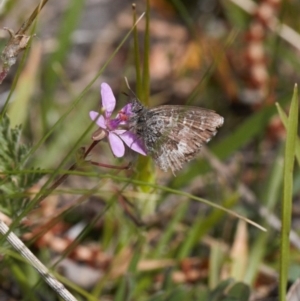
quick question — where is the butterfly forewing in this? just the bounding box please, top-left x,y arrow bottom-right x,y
129,99 -> 224,174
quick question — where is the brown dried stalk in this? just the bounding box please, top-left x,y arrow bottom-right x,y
0,0 -> 48,84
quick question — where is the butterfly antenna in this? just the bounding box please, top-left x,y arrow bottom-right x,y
124,77 -> 137,98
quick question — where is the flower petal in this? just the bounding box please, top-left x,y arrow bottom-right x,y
100,83 -> 116,118
108,132 -> 125,157
119,131 -> 147,156
114,129 -> 126,135
120,103 -> 132,115
108,118 -> 121,130
89,111 -> 106,129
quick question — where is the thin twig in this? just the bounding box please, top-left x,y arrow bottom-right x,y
16,0 -> 49,35
0,0 -> 48,84
0,219 -> 78,301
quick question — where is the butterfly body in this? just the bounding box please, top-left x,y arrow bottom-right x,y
129,97 -> 224,173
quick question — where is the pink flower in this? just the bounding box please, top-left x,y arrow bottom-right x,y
89,83 -> 146,158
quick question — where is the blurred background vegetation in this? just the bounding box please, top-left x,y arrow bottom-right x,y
1,0 -> 300,300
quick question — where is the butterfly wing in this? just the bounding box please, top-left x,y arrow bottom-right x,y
143,105 -> 224,173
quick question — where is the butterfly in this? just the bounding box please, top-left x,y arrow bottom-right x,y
128,96 -> 224,174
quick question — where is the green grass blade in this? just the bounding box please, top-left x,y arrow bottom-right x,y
177,194 -> 238,259
244,145 -> 284,285
114,238 -> 144,301
132,4 -> 142,97
169,0 -> 194,33
279,84 -> 298,301
276,102 -> 300,165
43,0 -> 85,95
152,202 -> 188,258
133,0 -> 155,215
141,0 -> 150,105
41,0 -> 85,131
209,242 -> 224,289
